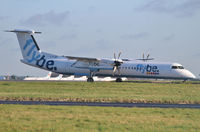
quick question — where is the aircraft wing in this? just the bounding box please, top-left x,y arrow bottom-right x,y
64,56 -> 100,62
64,56 -> 116,71
75,66 -> 113,71
64,56 -> 118,70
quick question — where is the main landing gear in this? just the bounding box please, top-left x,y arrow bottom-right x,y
86,70 -> 123,82
116,77 -> 122,82
87,71 -> 95,82
87,77 -> 94,82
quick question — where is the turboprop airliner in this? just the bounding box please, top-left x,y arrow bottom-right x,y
6,29 -> 196,82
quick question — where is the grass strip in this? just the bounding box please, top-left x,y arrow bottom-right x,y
0,81 -> 200,104
0,104 -> 200,132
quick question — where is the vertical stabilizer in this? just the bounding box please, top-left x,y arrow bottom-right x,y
6,29 -> 42,64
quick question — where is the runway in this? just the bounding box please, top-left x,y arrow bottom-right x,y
0,100 -> 200,109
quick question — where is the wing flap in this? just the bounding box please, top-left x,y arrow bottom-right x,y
64,56 -> 100,62
75,66 -> 113,71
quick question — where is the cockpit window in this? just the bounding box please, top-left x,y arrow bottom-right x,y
171,66 -> 184,69
178,66 -> 184,69
171,66 -> 178,69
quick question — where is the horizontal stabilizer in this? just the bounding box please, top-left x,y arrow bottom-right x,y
5,29 -> 41,34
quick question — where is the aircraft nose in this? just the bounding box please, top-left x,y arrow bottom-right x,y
182,70 -> 196,79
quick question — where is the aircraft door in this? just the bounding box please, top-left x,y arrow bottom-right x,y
65,61 -> 71,74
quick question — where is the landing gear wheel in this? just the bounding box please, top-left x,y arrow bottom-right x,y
87,77 -> 94,82
116,78 -> 122,82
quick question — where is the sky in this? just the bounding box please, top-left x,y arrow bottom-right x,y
0,0 -> 200,77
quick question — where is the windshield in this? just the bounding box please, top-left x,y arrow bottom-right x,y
171,66 -> 184,69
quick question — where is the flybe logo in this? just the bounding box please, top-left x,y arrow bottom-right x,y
135,64 -> 159,75
23,39 -> 57,71
36,55 -> 57,71
23,39 -> 40,63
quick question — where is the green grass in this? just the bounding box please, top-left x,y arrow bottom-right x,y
0,104 -> 200,132
0,81 -> 200,104
0,81 -> 200,132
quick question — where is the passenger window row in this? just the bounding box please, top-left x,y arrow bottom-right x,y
119,67 -> 135,70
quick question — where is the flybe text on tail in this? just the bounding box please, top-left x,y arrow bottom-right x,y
23,39 -> 41,63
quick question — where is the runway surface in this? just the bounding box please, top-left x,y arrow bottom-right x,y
0,100 -> 200,109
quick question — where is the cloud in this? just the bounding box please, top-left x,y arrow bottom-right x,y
120,32 -> 149,40
0,16 -> 5,20
192,52 -> 200,57
138,0 -> 200,17
0,16 -> 9,20
88,6 -> 96,13
70,38 -> 112,56
162,34 -> 175,42
59,33 -> 78,40
0,38 -> 13,47
21,10 -> 70,26
95,39 -> 112,49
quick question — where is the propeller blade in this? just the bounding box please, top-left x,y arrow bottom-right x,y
114,53 -> 116,60
118,52 -> 122,59
147,54 -> 150,59
117,67 -> 121,75
113,66 -> 117,76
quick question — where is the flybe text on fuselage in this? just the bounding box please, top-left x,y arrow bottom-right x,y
134,64 -> 159,75
36,55 -> 57,71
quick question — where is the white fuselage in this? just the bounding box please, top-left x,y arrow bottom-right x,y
22,54 -> 195,80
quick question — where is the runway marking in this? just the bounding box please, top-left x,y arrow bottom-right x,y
0,100 -> 200,109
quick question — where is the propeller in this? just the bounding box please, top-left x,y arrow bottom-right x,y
113,52 -> 123,76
